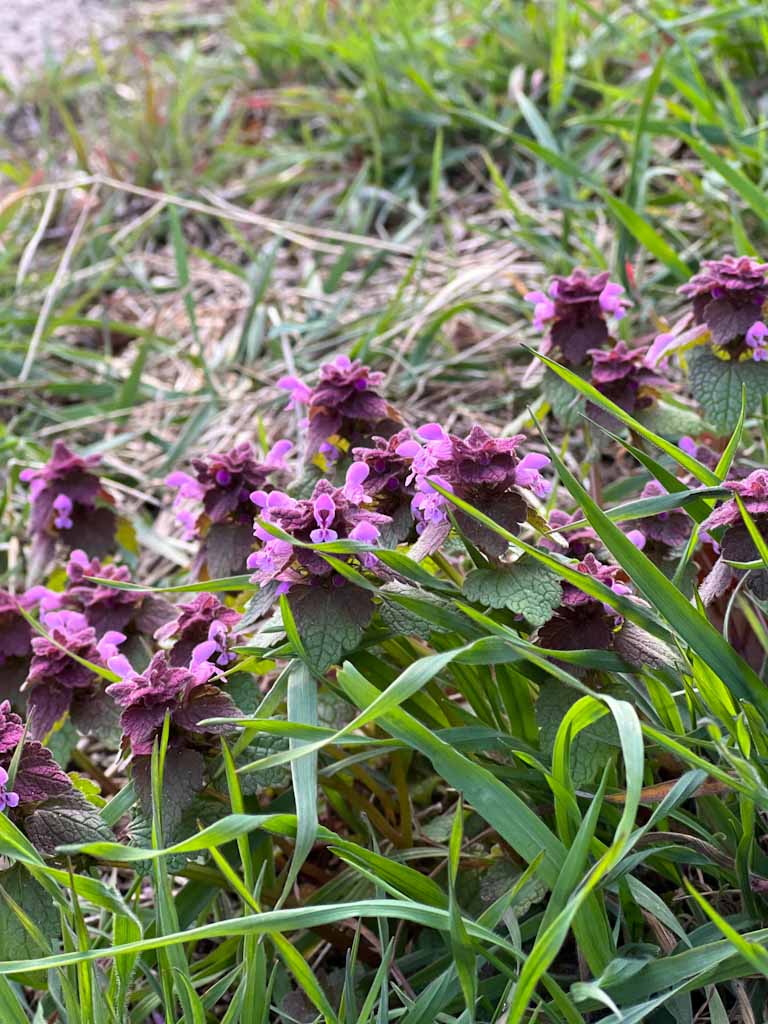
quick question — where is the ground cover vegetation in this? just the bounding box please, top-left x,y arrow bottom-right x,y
4,1 -> 768,1021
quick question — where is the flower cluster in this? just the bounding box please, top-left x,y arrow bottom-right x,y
589,341 -> 665,416
404,424 -> 550,558
20,441 -> 116,566
106,651 -> 239,756
525,269 -> 628,367
650,256 -> 768,365
166,440 -> 292,540
248,470 -> 391,592
279,354 -> 399,458
536,555 -> 630,652
680,255 -> 768,357
155,593 -> 242,668
24,610 -> 125,740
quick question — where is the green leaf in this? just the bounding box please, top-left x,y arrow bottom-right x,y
25,791 -> 114,857
0,865 -> 60,968
133,748 -> 206,835
689,348 -> 768,433
463,558 -> 562,626
543,367 -> 585,427
289,585 -> 375,672
635,399 -> 703,440
281,661 -> 319,905
537,683 -> 620,787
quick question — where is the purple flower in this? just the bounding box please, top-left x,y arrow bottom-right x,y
525,269 -> 629,367
155,593 -> 242,668
404,425 -> 550,557
674,255 -> 768,359
278,354 -> 398,456
0,766 -> 19,812
52,494 -> 73,530
106,652 -> 239,756
24,611 -> 125,740
19,441 -> 116,561
524,291 -> 556,331
248,478 -> 390,591
588,341 -> 666,416
746,321 -> 768,361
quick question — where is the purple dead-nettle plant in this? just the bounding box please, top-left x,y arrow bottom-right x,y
525,269 -> 629,368
106,651 -> 239,757
405,424 -> 550,558
248,470 -> 391,593
155,593 -> 242,668
588,341 -> 666,417
535,554 -> 631,652
627,481 -> 692,563
23,610 -> 125,740
649,256 -> 768,365
166,439 -> 292,577
20,441 -> 117,570
278,354 -> 401,460
0,700 -> 72,809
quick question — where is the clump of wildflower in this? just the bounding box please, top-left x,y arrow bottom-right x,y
279,354 -> 400,458
536,555 -> 630,652
166,440 -> 292,577
525,269 -> 629,367
588,341 -> 665,416
155,593 -> 242,668
248,471 -> 391,593
19,441 -> 117,566
405,424 -> 550,558
24,611 -> 125,740
106,651 -> 239,756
